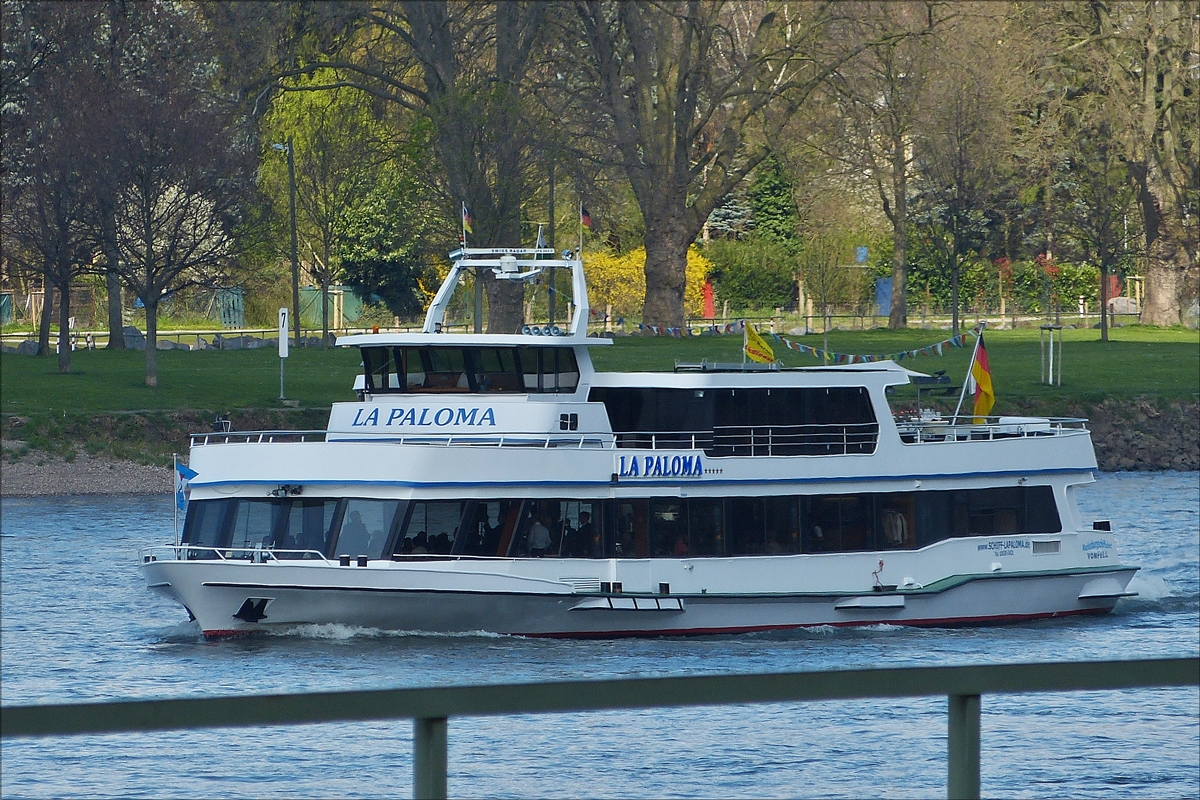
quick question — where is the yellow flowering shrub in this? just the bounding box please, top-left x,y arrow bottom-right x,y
584,246 -> 712,319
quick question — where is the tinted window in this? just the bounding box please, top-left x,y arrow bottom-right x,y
183,499 -> 234,548
334,499 -> 403,560
278,499 -> 339,556
229,499 -> 283,550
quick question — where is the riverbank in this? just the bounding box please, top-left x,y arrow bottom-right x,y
0,446 -> 172,497
1,397 -> 1194,497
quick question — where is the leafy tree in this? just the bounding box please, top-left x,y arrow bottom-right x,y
1018,1 -> 1197,325
562,2 -> 895,328
262,74 -> 397,345
585,246 -> 711,321
746,157 -> 799,247
338,175 -> 440,321
703,235 -> 797,311
909,12 -> 1014,333
267,2 -> 553,334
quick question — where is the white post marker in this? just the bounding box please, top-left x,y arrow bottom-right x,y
278,307 -> 289,400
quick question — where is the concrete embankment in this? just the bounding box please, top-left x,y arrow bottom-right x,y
1,399 -> 1196,497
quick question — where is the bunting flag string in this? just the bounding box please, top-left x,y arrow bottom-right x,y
765,325 -> 981,363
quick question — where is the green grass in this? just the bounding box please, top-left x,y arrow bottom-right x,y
1,347 -> 360,414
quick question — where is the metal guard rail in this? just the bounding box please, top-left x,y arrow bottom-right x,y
2,658 -> 1195,800
897,416 -> 1090,445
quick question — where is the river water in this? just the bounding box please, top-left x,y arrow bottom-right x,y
2,471 -> 1197,799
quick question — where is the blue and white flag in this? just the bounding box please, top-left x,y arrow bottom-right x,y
175,460 -> 198,510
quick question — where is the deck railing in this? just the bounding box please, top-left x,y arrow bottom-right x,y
897,416 -> 1089,445
3,658 -> 1195,800
615,422 -> 879,455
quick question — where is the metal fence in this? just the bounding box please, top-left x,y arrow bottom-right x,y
3,657 -> 1195,800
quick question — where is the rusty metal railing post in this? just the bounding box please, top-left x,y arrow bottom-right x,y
413,717 -> 448,800
947,694 -> 981,799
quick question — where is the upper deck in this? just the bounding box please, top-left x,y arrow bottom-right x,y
186,244 -> 1096,481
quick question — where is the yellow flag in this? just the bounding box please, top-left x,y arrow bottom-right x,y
745,324 -> 775,364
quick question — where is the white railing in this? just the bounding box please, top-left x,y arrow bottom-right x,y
614,423 -> 879,457
142,545 -> 331,563
190,430 -> 328,446
896,416 -> 1089,445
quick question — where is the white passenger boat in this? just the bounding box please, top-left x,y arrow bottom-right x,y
141,245 -> 1137,638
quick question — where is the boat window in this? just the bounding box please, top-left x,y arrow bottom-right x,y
278,499 -> 340,557
764,496 -> 801,554
395,501 -> 464,555
614,500 -> 649,557
802,495 -> 873,552
519,346 -> 579,394
229,499 -> 284,551
726,497 -> 766,555
878,494 -> 916,549
591,386 -> 877,455
182,499 -> 235,550
1023,487 -> 1061,533
687,498 -> 724,556
561,500 -> 603,558
650,499 -> 686,557
333,499 -> 402,560
359,345 -> 578,395
471,347 -> 524,393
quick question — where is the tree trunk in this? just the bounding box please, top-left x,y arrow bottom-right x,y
102,202 -> 125,349
144,297 -> 158,388
1136,175 -> 1187,325
105,268 -> 125,349
321,279 -> 330,348
888,142 -> 908,329
1098,244 -> 1109,343
950,229 -> 960,334
57,279 -> 71,374
38,282 -> 54,356
642,220 -> 688,329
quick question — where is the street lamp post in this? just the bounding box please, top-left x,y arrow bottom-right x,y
273,137 -> 300,348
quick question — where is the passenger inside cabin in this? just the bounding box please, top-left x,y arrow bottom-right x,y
411,531 -> 429,555
672,534 -> 689,557
528,516 -> 551,557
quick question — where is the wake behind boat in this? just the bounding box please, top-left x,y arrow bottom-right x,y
141,244 -> 1137,637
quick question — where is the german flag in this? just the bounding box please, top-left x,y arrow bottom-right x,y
971,332 -> 995,421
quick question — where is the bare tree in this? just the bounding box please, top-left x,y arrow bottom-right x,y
910,11 -> 1015,333
557,2 -> 916,327
1039,2 -> 1198,325
827,2 -> 943,329
1,2 -> 96,370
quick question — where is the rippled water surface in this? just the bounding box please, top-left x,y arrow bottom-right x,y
2,472 -> 1197,798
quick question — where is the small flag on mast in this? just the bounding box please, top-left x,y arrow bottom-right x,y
744,323 -> 775,364
970,332 -> 995,421
175,460 -> 198,511
461,202 -> 473,236
580,204 -> 593,230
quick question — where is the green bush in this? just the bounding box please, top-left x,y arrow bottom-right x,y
702,235 -> 798,311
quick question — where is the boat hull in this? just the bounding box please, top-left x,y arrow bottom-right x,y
144,560 -> 1137,639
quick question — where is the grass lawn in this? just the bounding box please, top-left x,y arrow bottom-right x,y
2,325 -> 1196,417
